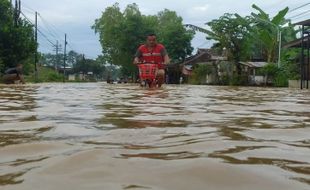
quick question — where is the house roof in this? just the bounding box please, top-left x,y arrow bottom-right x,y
294,19 -> 310,26
181,48 -> 227,65
239,61 -> 269,68
283,37 -> 310,48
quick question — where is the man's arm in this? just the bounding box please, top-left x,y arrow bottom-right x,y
161,47 -> 170,65
133,57 -> 140,64
16,68 -> 25,84
19,75 -> 25,84
134,48 -> 142,64
163,54 -> 170,65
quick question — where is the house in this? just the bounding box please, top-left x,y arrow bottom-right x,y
239,61 -> 269,85
283,19 -> 310,89
178,48 -> 227,84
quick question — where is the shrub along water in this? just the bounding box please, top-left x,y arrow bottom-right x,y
25,66 -> 63,83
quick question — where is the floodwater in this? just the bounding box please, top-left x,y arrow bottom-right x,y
0,83 -> 309,190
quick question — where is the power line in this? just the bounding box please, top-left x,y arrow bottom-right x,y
288,9 -> 310,19
22,5 -> 65,44
289,2 -> 310,13
20,11 -> 55,46
20,5 -> 87,59
20,11 -> 34,25
291,13 -> 310,22
22,8 -> 35,15
38,14 -> 64,40
37,30 -> 55,46
21,2 -> 36,13
36,14 -> 81,55
37,23 -> 60,43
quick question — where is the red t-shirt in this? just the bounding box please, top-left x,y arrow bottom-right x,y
135,44 -> 167,69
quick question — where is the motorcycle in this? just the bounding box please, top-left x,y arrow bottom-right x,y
137,61 -> 159,88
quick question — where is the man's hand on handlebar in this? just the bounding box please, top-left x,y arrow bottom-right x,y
133,58 -> 139,65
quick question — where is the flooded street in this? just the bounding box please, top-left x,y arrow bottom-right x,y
0,83 -> 309,190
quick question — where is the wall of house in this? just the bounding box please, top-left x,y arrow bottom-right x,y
249,75 -> 265,85
289,80 -> 310,89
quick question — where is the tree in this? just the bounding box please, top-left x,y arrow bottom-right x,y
0,0 -> 37,74
156,9 -> 194,62
74,56 -> 106,77
67,50 -> 83,67
251,4 -> 289,63
93,3 -> 194,77
187,14 -> 253,75
93,3 -> 124,66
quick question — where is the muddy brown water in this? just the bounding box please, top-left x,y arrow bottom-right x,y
0,83 -> 309,190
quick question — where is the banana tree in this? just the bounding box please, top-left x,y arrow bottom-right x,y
251,4 -> 289,63
186,13 -> 253,75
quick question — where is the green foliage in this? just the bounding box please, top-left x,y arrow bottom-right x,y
251,4 -> 290,63
271,50 -> 300,87
74,57 -> 105,77
25,66 -> 63,83
187,4 -> 295,68
190,14 -> 253,75
230,74 -> 248,86
274,71 -> 288,87
67,51 -> 83,67
0,59 -> 4,75
39,51 -> 107,80
282,49 -> 300,80
93,3 -> 194,76
156,9 -> 195,62
260,61 -> 299,87
190,64 -> 213,85
261,63 -> 278,77
0,0 -> 37,73
22,57 -> 35,75
186,4 -> 299,87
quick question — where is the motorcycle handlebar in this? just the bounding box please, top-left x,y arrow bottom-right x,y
135,61 -> 162,65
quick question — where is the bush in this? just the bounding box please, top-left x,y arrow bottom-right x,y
229,74 -> 248,86
189,64 -> 213,85
274,70 -> 288,87
47,72 -> 63,82
25,66 -> 63,83
259,61 -> 299,87
261,63 -> 278,77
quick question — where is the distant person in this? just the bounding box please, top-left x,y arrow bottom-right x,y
2,64 -> 25,84
134,33 -> 170,87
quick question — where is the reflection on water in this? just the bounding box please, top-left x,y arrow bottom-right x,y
0,83 -> 309,190
0,172 -> 25,185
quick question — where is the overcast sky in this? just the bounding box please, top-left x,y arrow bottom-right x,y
21,0 -> 310,59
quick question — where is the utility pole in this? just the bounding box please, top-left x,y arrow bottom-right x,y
34,11 -> 38,82
277,29 -> 282,68
53,41 -> 62,71
63,33 -> 67,82
13,0 -> 21,26
55,40 -> 59,70
10,0 -> 12,12
83,54 -> 86,80
301,25 -> 305,89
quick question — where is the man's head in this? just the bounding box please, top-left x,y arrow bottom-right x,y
146,33 -> 157,47
16,63 -> 23,71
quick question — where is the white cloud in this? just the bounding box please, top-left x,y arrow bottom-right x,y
192,4 -> 210,12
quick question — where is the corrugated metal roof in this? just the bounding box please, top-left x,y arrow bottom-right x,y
294,19 -> 310,26
283,37 -> 310,48
239,62 -> 269,68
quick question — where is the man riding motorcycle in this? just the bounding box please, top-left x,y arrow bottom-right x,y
134,33 -> 170,87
